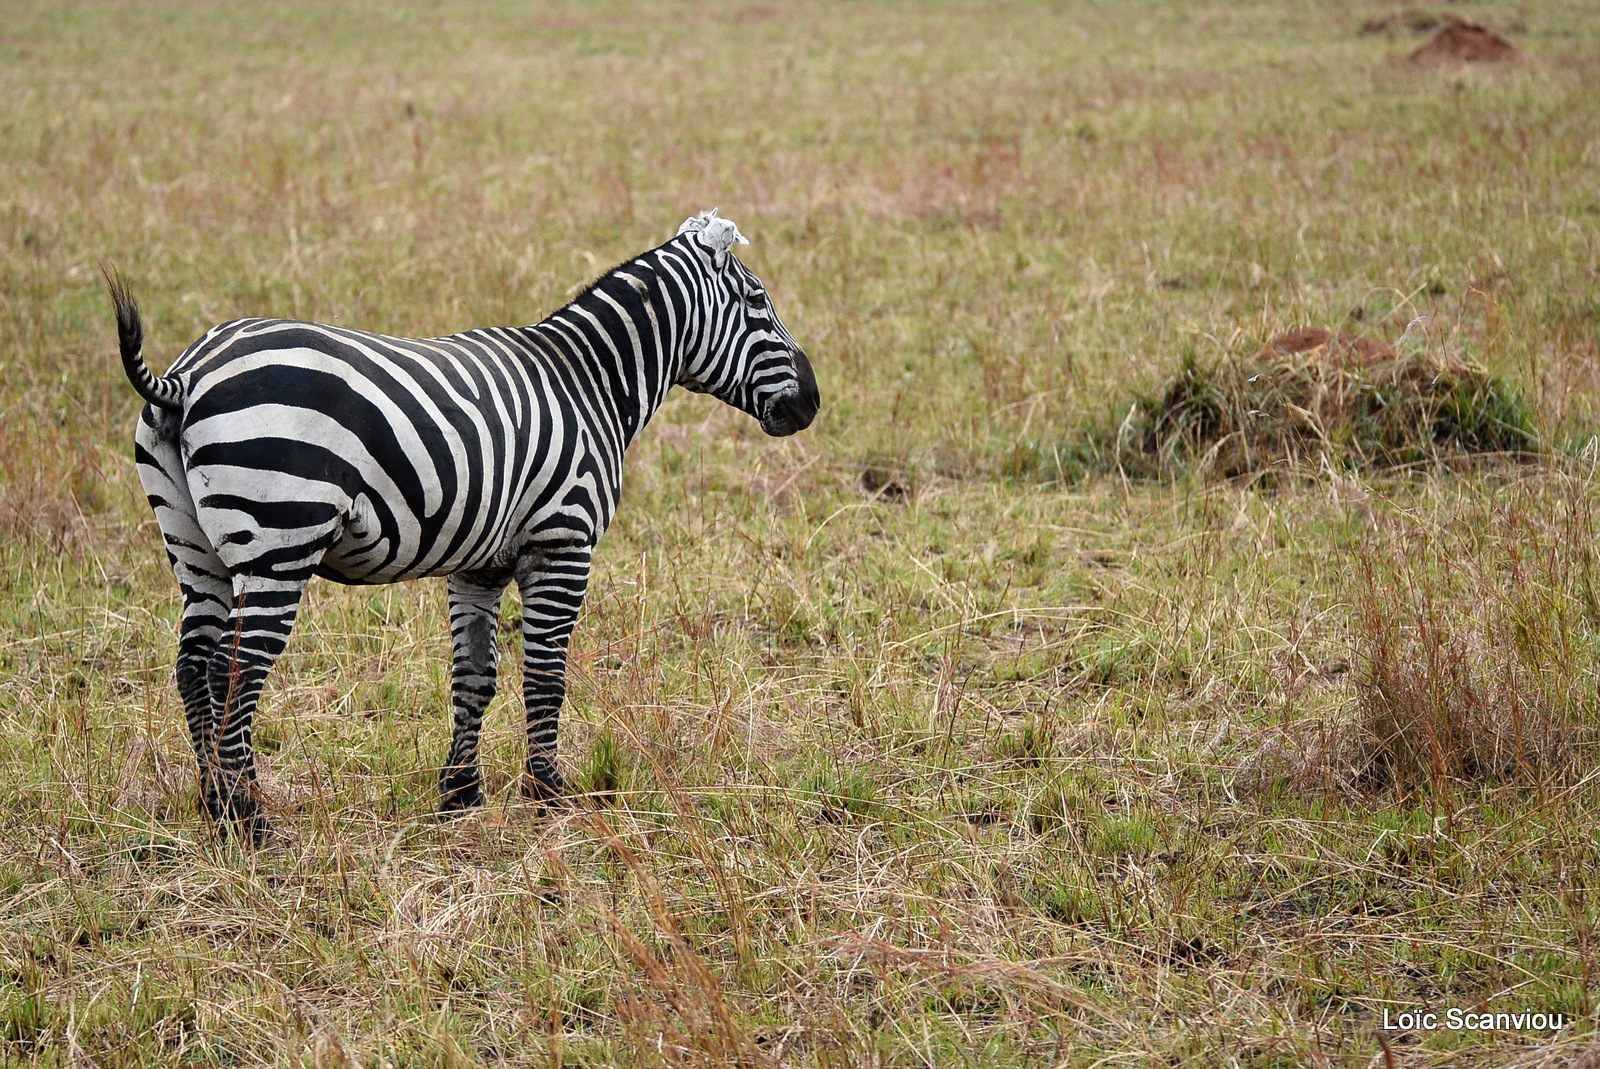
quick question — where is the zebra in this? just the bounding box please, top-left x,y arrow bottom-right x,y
108,210 -> 819,843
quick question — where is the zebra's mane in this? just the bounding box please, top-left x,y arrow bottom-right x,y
546,210 -> 745,322
551,253 -> 659,319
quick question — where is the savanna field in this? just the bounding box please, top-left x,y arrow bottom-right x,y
3,1 -> 1600,1065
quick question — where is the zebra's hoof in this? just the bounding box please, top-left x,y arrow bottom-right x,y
438,773 -> 484,815
520,766 -> 566,806
217,790 -> 269,847
235,812 -> 271,848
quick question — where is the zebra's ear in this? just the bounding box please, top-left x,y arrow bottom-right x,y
678,208 -> 749,270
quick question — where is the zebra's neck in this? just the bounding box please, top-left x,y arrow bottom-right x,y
525,251 -> 697,449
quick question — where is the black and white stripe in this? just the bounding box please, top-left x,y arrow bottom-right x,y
110,211 -> 819,842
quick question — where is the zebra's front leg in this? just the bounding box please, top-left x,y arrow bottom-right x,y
517,545 -> 593,803
206,573 -> 309,845
439,572 -> 509,813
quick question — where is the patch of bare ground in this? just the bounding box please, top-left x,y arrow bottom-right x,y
1409,16 -> 1523,65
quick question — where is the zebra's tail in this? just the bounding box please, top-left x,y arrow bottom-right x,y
103,266 -> 183,412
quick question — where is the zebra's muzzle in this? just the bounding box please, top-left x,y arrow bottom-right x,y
759,349 -> 820,437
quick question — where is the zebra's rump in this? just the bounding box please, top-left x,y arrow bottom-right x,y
171,319 -> 589,584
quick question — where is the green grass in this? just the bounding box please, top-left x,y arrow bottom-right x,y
4,0 -> 1600,1065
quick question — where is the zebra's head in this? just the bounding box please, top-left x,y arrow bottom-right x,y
671,210 -> 820,437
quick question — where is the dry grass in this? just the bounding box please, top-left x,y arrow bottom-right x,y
1254,477 -> 1600,800
1352,489 -> 1597,796
4,0 -> 1600,1066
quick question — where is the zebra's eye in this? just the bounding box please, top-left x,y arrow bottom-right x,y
747,291 -> 767,310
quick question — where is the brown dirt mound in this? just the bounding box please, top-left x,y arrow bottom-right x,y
1408,16 -> 1521,65
1259,327 -> 1395,369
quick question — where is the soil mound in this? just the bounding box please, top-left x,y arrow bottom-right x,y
1408,16 -> 1521,64
1130,330 -> 1535,477
1259,327 -> 1395,368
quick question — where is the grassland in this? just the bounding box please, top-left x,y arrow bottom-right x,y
3,1 -> 1600,1065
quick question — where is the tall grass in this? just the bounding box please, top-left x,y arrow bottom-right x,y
1353,484 -> 1600,797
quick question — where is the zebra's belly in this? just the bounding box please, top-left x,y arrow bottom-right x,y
315,490 -> 523,585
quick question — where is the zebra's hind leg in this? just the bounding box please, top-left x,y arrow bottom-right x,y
516,545 -> 592,804
207,572 -> 309,845
439,571 -> 509,813
176,572 -> 232,821
134,403 -> 233,819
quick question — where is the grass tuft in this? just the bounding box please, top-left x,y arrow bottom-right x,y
1127,330 -> 1538,479
1351,494 -> 1600,796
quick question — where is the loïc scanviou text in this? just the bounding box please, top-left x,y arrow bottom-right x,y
1382,1009 -> 1565,1032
